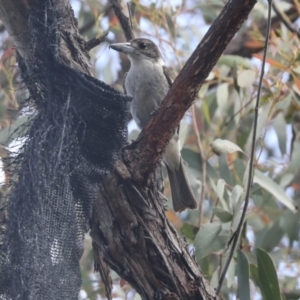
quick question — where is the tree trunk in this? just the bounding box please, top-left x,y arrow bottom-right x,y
0,0 -> 257,299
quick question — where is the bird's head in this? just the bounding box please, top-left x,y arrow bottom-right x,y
110,38 -> 162,63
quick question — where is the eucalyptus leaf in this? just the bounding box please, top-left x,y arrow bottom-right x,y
218,55 -> 251,69
257,247 -> 282,300
250,263 -> 260,288
180,223 -> 199,241
230,185 -> 244,210
201,98 -> 211,124
219,154 -> 233,187
231,209 -> 242,233
210,138 -> 243,156
254,169 -> 297,212
216,83 -> 229,113
227,259 -> 236,288
245,102 -> 270,152
213,207 -> 233,222
273,113 -> 287,156
237,249 -> 250,300
178,121 -> 190,149
255,220 -> 285,252
210,268 -> 219,289
181,148 -> 218,179
237,70 -> 257,88
195,222 -> 228,261
216,178 -> 228,210
280,209 -> 300,241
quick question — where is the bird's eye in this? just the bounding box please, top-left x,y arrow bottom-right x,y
139,42 -> 147,49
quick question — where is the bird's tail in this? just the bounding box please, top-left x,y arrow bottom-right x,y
166,159 -> 198,212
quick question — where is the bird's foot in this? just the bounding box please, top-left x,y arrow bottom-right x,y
150,107 -> 159,116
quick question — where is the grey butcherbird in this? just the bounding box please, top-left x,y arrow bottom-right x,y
110,38 -> 197,212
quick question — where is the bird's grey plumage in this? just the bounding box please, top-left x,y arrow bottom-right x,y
110,38 -> 197,212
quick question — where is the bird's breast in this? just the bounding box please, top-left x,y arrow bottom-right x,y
125,61 -> 169,129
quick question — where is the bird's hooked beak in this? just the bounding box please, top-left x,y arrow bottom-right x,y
109,42 -> 135,54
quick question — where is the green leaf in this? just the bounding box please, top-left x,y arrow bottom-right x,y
178,121 -> 190,148
216,178 -> 225,197
216,178 -> 228,210
280,210 -> 300,241
219,154 -> 233,187
237,70 -> 257,88
230,184 -> 244,210
218,55 -> 251,69
210,268 -> 219,289
180,223 -> 199,241
201,98 -> 211,124
194,222 -> 228,261
237,249 -> 250,300
216,83 -> 229,113
273,112 -> 287,156
181,148 -> 218,180
232,159 -> 246,184
227,258 -> 236,288
254,169 -> 297,212
257,247 -> 282,300
210,138 -> 243,155
250,263 -> 260,287
255,220 -> 285,251
231,209 -> 243,232
213,207 -> 233,222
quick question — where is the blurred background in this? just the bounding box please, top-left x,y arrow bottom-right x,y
0,0 -> 300,299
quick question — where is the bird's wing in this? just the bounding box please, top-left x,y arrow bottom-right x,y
163,66 -> 179,134
163,66 -> 175,87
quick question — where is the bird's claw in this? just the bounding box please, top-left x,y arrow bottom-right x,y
150,107 -> 159,116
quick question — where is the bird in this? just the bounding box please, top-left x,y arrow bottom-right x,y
110,38 -> 197,212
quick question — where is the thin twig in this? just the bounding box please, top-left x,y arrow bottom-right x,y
272,2 -> 300,38
85,32 -> 109,51
191,105 -> 207,228
127,2 -> 133,32
109,0 -> 134,41
215,0 -> 273,295
224,97 -> 255,126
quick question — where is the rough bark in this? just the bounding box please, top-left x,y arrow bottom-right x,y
0,0 -> 92,75
94,0 -> 258,299
0,0 -> 257,299
91,172 -> 215,299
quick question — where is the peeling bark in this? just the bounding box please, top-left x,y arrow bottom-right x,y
91,171 -> 215,299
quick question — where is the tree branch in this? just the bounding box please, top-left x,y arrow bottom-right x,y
85,32 -> 108,51
109,0 -> 134,41
0,0 -> 260,299
0,0 -> 93,75
124,0 -> 258,182
0,0 -> 30,59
